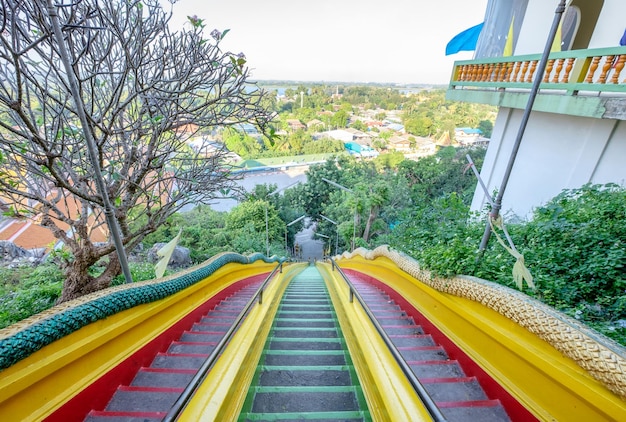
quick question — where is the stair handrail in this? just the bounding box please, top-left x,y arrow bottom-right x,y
330,259 -> 447,422
163,261 -> 283,421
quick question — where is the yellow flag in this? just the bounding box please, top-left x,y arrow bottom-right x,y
155,229 -> 182,278
503,16 -> 515,56
551,20 -> 562,52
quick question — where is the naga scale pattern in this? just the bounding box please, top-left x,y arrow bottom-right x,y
339,245 -> 626,400
0,252 -> 283,371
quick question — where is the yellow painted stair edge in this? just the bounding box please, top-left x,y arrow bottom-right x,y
178,263 -> 307,421
337,250 -> 626,422
318,262 -> 434,422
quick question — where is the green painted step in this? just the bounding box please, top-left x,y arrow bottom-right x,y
239,266 -> 371,422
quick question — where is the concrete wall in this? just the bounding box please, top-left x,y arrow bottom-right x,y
471,0 -> 626,219
471,111 -> 626,218
515,0 -> 622,54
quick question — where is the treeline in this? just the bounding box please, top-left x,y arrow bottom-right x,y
219,85 -> 496,160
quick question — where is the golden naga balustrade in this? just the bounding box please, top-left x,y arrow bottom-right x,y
450,46 -> 626,95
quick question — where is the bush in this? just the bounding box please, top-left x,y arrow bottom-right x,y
0,264 -> 63,329
391,183 -> 626,345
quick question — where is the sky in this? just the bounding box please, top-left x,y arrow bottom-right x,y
166,0 -> 488,85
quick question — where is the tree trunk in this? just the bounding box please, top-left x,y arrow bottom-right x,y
362,206 -> 379,242
57,251 -> 121,303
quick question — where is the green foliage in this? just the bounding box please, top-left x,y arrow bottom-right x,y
143,205 -> 231,262
222,127 -> 262,158
401,90 -> 496,138
340,86 -> 404,110
350,120 -> 367,131
478,119 -> 493,138
391,182 -> 626,345
373,151 -> 405,171
111,262 -> 157,286
302,139 -> 345,155
398,145 -> 485,204
330,109 -> 349,128
520,184 -> 626,337
0,265 -> 63,329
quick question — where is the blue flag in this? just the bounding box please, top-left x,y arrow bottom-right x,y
446,22 -> 484,56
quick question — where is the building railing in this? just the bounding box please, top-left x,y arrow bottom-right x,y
449,46 -> 626,96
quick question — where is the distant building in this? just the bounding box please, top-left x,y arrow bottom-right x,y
344,142 -> 378,158
306,119 -> 325,130
454,127 -> 484,145
385,123 -> 405,133
286,119 -> 306,131
387,135 -> 412,152
324,129 -> 354,143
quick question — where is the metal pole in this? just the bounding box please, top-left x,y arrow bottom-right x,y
352,204 -> 357,252
320,214 -> 339,255
479,0 -> 567,252
46,0 -> 133,283
265,204 -> 269,256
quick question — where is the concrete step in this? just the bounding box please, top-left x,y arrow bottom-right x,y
86,280 -> 263,419
130,367 -> 196,388
349,273 -> 511,422
248,386 -> 362,413
103,386 -> 183,413
240,266 -> 370,421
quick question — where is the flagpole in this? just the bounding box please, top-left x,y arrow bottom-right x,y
479,0 -> 568,253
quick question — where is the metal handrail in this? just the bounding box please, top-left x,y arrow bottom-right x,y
163,261 -> 283,421
330,259 -> 447,422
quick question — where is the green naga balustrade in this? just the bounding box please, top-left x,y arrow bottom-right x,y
0,252 -> 285,370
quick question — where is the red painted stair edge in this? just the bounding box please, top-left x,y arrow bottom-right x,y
44,274 -> 267,422
344,269 -> 538,422
87,410 -> 166,417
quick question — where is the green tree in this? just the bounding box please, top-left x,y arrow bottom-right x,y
330,109 -> 349,128
398,146 -> 485,204
478,120 -> 494,138
404,116 -> 434,136
227,200 -> 285,253
223,127 -> 263,158
351,120 -> 367,131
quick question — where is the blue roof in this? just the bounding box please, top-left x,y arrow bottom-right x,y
456,127 -> 482,134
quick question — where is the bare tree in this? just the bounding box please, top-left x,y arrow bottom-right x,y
0,0 -> 274,302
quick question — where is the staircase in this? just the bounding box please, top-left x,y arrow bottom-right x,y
238,266 -> 371,421
85,282 -> 261,421
348,273 -> 512,422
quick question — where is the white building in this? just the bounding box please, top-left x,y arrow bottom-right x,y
447,0 -> 626,218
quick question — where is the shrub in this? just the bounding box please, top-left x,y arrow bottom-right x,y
0,264 -> 63,329
392,183 -> 626,345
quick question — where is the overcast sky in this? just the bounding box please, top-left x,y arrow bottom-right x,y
167,0 -> 488,85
